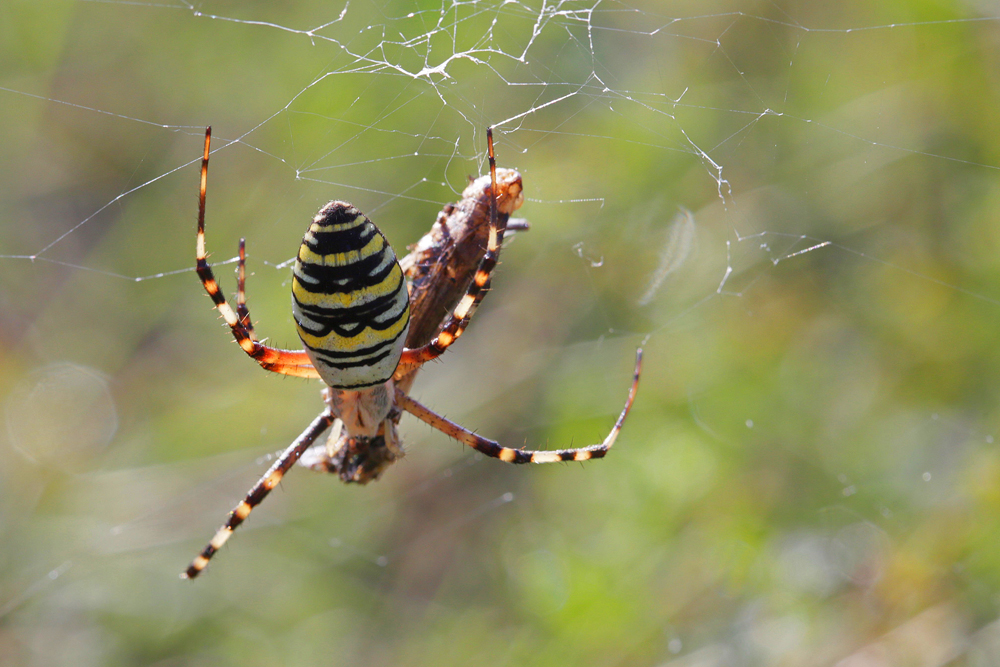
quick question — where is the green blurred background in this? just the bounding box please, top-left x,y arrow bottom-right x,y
3,1 -> 1000,665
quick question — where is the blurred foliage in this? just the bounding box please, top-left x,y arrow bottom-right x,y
3,0 -> 1000,665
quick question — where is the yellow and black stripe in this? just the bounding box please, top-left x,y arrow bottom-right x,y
292,201 -> 410,389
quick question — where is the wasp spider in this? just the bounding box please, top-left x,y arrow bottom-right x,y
184,127 -> 642,579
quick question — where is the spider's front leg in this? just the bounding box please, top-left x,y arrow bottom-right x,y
194,127 -> 320,379
394,128 -> 511,377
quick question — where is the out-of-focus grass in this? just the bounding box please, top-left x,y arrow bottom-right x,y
3,1 -> 1000,665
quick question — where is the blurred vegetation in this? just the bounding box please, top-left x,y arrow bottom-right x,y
3,1 -> 1000,665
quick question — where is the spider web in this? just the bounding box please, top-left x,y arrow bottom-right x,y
2,1 -> 1000,664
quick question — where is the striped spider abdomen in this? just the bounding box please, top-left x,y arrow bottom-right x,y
291,201 -> 410,390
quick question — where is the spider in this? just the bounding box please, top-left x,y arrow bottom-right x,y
183,126 -> 643,579
297,141 -> 533,483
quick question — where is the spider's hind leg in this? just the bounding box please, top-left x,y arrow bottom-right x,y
182,409 -> 335,579
396,348 -> 642,464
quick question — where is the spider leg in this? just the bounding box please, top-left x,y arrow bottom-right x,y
397,348 -> 642,463
395,127 -> 504,376
195,127 -> 320,379
182,409 -> 335,579
236,237 -> 256,340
